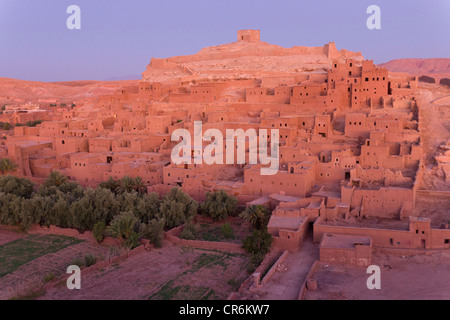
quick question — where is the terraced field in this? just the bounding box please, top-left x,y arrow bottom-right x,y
0,232 -> 110,300
40,244 -> 249,300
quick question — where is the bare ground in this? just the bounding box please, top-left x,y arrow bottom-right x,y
0,232 -> 110,300
0,229 -> 24,246
39,243 -> 249,300
304,251 -> 450,300
417,85 -> 450,191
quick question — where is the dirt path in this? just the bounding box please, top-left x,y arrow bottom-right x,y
248,232 -> 319,300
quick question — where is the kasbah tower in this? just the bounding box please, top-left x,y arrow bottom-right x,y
3,29 -> 450,259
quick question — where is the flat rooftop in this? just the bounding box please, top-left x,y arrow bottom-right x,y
320,233 -> 371,249
267,215 -> 306,230
319,217 -> 410,231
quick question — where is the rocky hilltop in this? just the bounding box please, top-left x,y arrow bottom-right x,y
142,36 -> 363,84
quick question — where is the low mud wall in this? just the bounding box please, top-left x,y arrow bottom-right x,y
165,224 -> 246,254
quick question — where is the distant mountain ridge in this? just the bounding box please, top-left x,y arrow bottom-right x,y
379,58 -> 450,74
104,75 -> 141,81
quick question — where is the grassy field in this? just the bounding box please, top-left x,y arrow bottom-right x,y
195,222 -> 250,244
149,250 -> 245,300
0,234 -> 81,278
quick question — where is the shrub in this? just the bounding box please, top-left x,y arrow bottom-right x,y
140,218 -> 165,248
43,272 -> 55,283
125,231 -> 140,250
227,277 -> 243,292
202,191 -> 237,221
221,223 -> 234,239
84,253 -> 97,267
93,221 -> 106,243
70,257 -> 84,268
243,229 -> 273,266
246,261 -> 257,274
180,222 -> 197,240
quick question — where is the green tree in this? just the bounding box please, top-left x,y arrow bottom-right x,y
0,158 -> 17,175
23,194 -> 54,227
158,188 -> 198,229
70,187 -> 119,231
239,205 -> 271,230
0,193 -> 26,228
202,190 -> 237,221
0,175 -> 34,199
117,191 -> 141,213
135,192 -> 160,225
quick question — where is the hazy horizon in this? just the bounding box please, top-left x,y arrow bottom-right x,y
0,0 -> 449,82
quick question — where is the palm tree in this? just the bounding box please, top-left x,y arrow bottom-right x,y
0,158 -> 17,175
239,205 -> 271,230
106,212 -> 139,240
132,176 -> 146,194
45,171 -> 68,187
99,176 -> 121,194
117,176 -> 135,194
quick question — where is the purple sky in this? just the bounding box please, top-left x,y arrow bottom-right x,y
0,0 -> 448,82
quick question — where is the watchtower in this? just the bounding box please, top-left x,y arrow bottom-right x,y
237,30 -> 260,42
